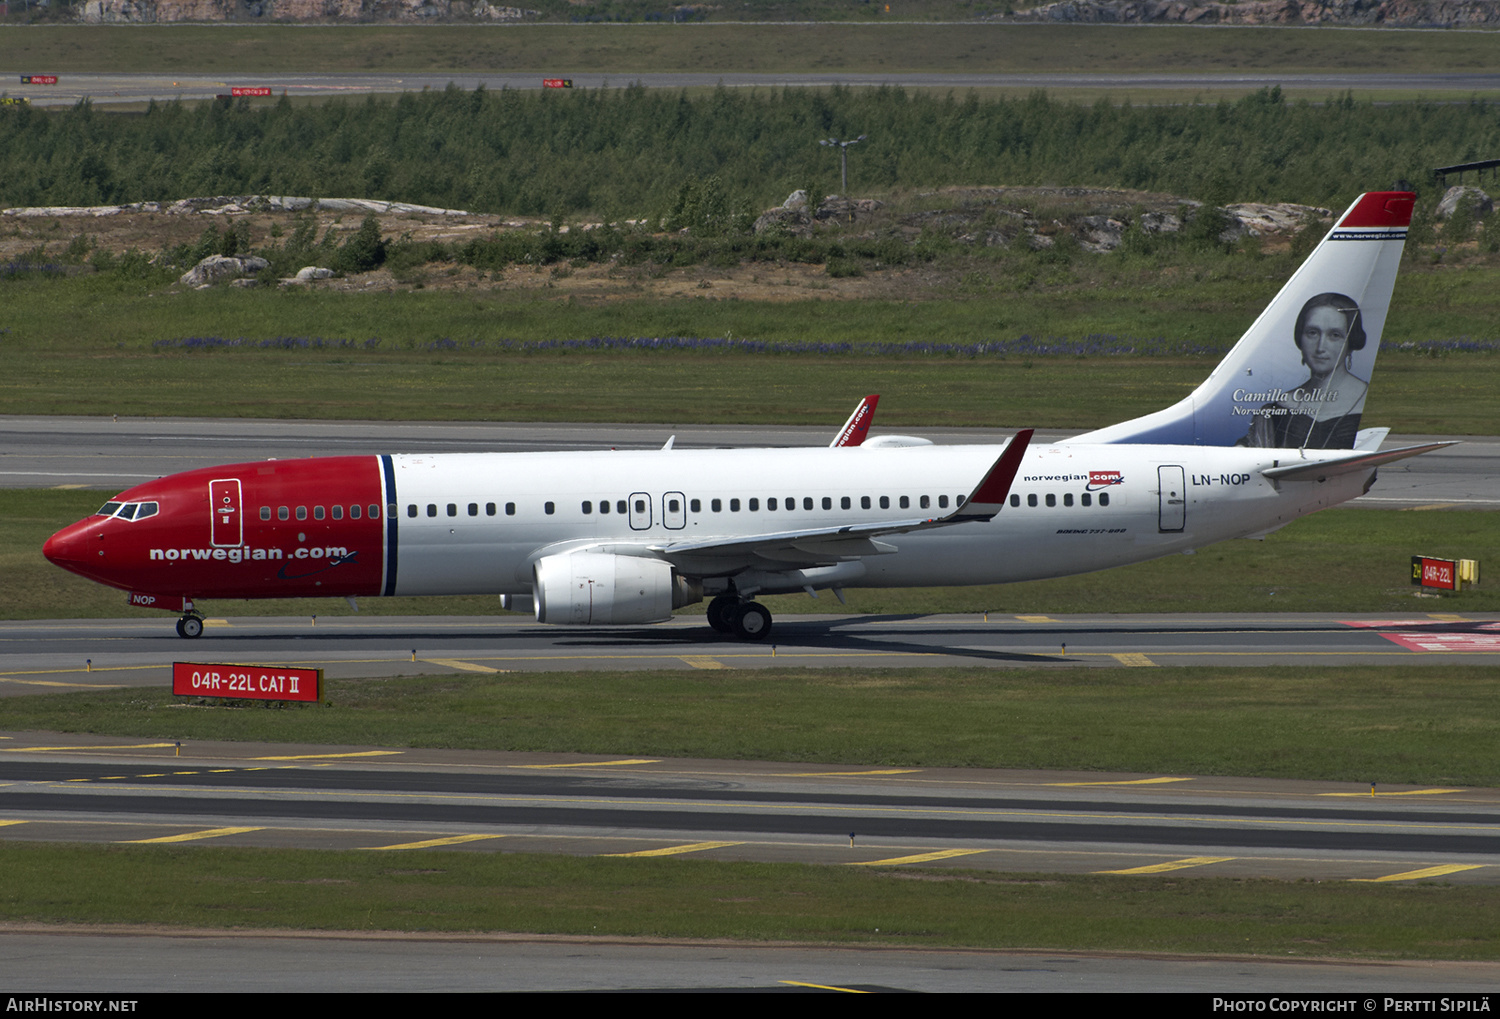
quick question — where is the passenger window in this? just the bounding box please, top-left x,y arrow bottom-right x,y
749,498 -> 759,511
938,495 -> 949,509
920,495 -> 930,509
668,498 -> 680,513
690,499 -> 700,513
1082,493 -> 1092,506
279,506 -> 290,521
599,500 -> 610,515
407,505 -> 418,518
841,496 -> 851,510
1009,495 -> 1020,507
767,498 -> 777,511
486,503 -> 496,516
617,500 -> 627,514
822,497 -> 832,510
711,498 -> 722,512
314,506 -> 325,520
899,496 -> 909,509
879,496 -> 889,509
1027,494 -> 1038,507
860,496 -> 871,509
447,504 -> 457,517
296,506 -> 308,520
506,503 -> 516,515
427,504 -> 437,517
351,504 -> 361,519
1100,493 -> 1110,507
1063,493 -> 1073,507
260,506 -> 272,521
545,502 -> 555,515
468,503 -> 478,516
331,505 -> 343,520
634,499 -> 646,513
956,495 -> 965,506
730,499 -> 740,512
1045,494 -> 1056,507
582,501 -> 593,514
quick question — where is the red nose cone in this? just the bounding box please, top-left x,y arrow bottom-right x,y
44,518 -> 96,574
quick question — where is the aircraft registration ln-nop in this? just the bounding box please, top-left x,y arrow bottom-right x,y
45,192 -> 1450,641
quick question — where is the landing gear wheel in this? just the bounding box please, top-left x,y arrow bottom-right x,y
177,615 -> 203,639
706,596 -> 737,634
732,602 -> 772,641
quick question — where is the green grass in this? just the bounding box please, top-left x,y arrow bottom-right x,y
9,491 -> 1498,620
5,264 -> 1500,431
9,665 -> 1499,783
5,24 -> 1500,77
2,843 -> 1495,958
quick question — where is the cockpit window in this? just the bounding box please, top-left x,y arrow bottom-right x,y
116,503 -> 138,520
97,502 -> 122,517
135,502 -> 158,520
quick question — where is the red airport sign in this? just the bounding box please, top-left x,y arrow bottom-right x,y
173,662 -> 323,702
542,78 -> 573,89
21,75 -> 58,85
1412,555 -> 1457,591
231,87 -> 272,97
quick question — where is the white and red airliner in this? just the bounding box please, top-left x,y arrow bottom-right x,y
45,192 -> 1447,640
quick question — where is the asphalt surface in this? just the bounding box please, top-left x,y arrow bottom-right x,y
9,71 -> 1500,108
6,612 -> 1500,697
2,733 -> 1498,990
4,416 -> 1495,507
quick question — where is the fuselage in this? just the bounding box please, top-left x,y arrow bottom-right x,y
42,441 -> 1369,607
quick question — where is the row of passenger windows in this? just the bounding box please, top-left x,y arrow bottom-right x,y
259,504 -> 385,522
251,492 -> 1111,526
408,502 -> 518,518
1011,492 -> 1111,508
398,495 -> 967,519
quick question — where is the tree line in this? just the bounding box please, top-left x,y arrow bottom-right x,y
1,84 -> 1494,218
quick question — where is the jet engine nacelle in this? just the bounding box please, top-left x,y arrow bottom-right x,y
533,552 -> 701,625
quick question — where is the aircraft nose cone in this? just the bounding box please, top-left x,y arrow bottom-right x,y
44,519 -> 94,571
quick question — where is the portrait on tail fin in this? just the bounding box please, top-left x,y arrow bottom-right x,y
1237,292 -> 1370,450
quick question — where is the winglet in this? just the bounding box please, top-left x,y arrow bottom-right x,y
950,429 -> 1033,521
830,395 -> 880,447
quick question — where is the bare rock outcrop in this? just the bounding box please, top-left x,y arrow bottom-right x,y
179,254 -> 269,287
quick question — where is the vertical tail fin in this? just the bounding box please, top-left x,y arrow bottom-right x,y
1069,192 -> 1414,449
830,395 -> 880,447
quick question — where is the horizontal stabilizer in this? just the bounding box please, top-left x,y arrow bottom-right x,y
1260,441 -> 1456,482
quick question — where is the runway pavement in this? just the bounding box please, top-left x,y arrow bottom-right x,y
2,732 -> 1499,990
4,732 -> 1497,880
10,71 -> 1500,108
5,612 -> 1500,697
4,415 -> 1496,507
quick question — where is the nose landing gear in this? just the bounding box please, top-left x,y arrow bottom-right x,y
175,614 -> 204,639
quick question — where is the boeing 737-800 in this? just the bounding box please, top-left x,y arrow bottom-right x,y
44,192 -> 1447,640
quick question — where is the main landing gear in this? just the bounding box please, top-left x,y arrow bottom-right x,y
706,595 -> 773,641
175,614 -> 204,639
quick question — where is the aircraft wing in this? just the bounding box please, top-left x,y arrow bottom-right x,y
648,430 -> 1032,570
1260,441 -> 1457,482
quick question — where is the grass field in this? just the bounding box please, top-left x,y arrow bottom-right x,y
5,262 -> 1500,431
8,664 -> 1499,782
4,23 -> 1500,77
2,843 -> 1495,958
